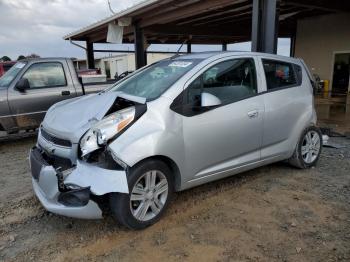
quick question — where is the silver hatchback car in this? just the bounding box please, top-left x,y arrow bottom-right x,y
30,52 -> 322,229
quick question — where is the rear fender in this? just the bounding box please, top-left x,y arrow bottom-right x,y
286,105 -> 316,158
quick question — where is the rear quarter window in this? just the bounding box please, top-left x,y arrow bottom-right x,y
262,59 -> 301,90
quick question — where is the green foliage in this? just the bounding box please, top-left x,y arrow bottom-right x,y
17,55 -> 26,60
1,56 -> 11,62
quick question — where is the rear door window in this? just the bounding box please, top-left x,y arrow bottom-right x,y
262,59 -> 298,90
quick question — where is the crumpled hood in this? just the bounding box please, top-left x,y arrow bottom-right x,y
42,92 -> 120,143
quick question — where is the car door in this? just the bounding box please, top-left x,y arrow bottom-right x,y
7,61 -> 77,129
258,57 -> 307,159
172,57 -> 265,184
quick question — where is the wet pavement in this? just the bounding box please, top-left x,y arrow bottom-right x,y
316,97 -> 350,134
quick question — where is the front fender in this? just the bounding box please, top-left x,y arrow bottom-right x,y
110,130 -> 165,167
108,107 -> 185,171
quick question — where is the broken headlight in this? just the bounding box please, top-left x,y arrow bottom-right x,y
80,107 -> 135,157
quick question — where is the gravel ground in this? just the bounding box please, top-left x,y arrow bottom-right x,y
0,135 -> 349,262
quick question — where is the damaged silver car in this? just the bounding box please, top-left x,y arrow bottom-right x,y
29,52 -> 322,229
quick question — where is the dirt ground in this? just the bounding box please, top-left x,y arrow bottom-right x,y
0,134 -> 349,262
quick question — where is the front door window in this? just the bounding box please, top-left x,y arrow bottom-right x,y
22,62 -> 67,89
171,58 -> 258,116
187,58 -> 257,107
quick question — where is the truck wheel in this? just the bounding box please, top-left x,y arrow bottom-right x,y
289,126 -> 322,169
109,160 -> 174,230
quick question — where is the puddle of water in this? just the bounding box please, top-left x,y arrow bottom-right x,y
316,102 -> 350,133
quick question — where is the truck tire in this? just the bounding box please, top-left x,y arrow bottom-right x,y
289,126 -> 322,169
109,159 -> 174,230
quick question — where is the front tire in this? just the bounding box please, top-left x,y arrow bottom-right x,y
289,126 -> 322,169
109,160 -> 174,230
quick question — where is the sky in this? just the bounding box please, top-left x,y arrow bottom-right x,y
0,0 -> 290,60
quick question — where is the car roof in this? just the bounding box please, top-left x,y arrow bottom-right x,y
173,51 -> 300,64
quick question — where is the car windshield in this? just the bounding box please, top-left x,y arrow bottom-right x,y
109,59 -> 202,100
0,62 -> 27,87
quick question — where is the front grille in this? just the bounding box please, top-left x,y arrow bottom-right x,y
41,151 -> 73,171
30,147 -> 48,180
41,128 -> 72,147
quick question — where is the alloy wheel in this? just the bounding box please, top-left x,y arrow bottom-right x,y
301,130 -> 321,164
130,170 -> 169,221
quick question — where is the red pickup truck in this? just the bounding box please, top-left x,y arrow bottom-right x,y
0,61 -> 16,77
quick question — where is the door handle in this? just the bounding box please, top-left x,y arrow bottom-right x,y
247,110 -> 259,118
61,91 -> 70,96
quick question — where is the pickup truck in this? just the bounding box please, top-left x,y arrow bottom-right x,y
0,58 -> 113,134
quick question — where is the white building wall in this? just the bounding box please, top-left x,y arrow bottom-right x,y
75,53 -> 173,79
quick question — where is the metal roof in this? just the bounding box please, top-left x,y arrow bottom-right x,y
63,0 -> 350,45
64,0 -> 159,40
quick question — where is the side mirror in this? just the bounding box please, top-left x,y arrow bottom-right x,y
15,78 -> 30,92
201,92 -> 222,107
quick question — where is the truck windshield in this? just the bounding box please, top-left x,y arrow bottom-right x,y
0,62 -> 27,87
109,59 -> 202,100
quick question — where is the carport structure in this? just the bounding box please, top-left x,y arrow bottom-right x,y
64,0 -> 350,70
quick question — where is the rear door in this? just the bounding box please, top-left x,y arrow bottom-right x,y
172,56 -> 265,183
258,57 -> 307,158
7,61 -> 77,129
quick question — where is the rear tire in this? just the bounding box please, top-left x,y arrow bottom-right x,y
109,160 -> 174,230
289,126 -> 322,169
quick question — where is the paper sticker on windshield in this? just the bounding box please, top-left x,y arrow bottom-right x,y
15,63 -> 25,69
168,61 -> 192,68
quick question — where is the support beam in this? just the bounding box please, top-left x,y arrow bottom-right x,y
94,49 -> 186,54
187,42 -> 192,53
134,23 -> 146,69
290,36 -> 296,57
251,0 -> 279,54
289,24 -> 297,57
283,0 -> 350,13
146,24 -> 249,38
222,43 -> 227,51
86,41 -> 95,69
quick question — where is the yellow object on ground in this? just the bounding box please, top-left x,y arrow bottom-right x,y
323,80 -> 329,98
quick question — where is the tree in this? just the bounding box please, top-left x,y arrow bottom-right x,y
26,53 -> 40,59
0,56 -> 11,62
17,55 -> 26,61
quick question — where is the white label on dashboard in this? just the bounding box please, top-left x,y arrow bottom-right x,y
169,61 -> 192,68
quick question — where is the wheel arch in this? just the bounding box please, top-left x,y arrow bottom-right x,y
130,155 -> 182,192
285,107 -> 316,159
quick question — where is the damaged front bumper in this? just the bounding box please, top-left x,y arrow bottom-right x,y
29,147 -> 129,219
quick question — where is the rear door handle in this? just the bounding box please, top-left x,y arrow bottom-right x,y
247,110 -> 259,118
61,91 -> 70,96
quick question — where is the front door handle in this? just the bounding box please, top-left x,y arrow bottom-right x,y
61,90 -> 70,96
247,110 -> 259,118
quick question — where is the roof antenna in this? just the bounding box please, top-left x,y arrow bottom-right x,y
176,39 -> 187,53
108,0 -> 115,14
171,39 -> 188,59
